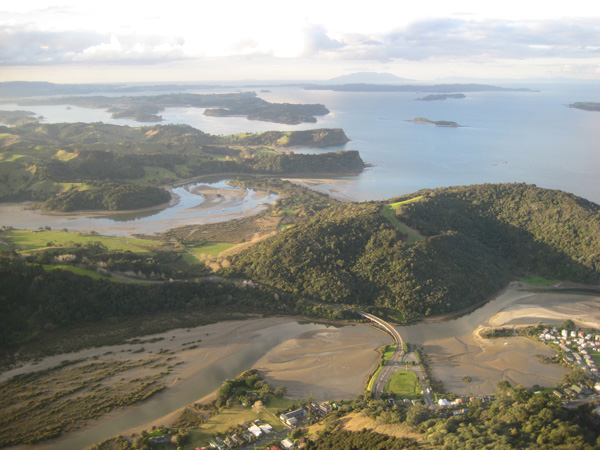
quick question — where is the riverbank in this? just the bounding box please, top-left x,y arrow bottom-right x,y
0,179 -> 277,238
4,317 -> 387,450
397,287 -> 600,396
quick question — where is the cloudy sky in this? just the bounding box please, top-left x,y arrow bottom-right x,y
1,0 -> 600,83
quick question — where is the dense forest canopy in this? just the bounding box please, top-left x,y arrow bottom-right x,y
226,183 -> 600,319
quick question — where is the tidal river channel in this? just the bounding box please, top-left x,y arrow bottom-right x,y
0,180 -> 277,237
22,288 -> 600,450
32,320 -> 349,450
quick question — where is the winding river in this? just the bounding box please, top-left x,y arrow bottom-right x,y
0,180 -> 277,237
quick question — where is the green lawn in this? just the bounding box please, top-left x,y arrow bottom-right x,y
184,395 -> 294,450
383,345 -> 397,363
2,229 -> 164,253
367,367 -> 383,392
383,370 -> 422,399
187,242 -> 236,260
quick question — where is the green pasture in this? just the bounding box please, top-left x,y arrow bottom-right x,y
2,229 -> 165,253
187,242 -> 236,260
383,370 -> 422,399
388,196 -> 424,209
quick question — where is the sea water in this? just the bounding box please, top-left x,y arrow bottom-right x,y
2,82 -> 599,205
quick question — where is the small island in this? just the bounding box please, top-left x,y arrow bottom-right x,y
569,102 -> 600,112
406,117 -> 462,127
416,93 -> 466,101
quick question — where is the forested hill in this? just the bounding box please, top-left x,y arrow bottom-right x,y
225,183 -> 600,320
0,122 -> 357,210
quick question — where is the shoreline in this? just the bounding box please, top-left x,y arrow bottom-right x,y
5,317 -> 386,450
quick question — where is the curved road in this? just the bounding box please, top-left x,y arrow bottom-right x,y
358,311 -> 433,407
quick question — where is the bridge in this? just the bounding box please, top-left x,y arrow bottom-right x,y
358,311 -> 433,407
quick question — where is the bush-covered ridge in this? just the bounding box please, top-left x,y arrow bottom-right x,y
0,122 -> 357,209
226,183 -> 600,319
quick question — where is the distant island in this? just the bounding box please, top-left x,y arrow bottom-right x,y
304,83 -> 535,93
406,117 -> 462,127
2,91 -> 330,125
569,102 -> 600,112
416,93 -> 466,101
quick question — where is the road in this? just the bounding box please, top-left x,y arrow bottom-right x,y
358,311 -> 434,407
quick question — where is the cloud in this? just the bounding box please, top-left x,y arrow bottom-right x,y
1,16 -> 599,68
302,18 -> 600,62
0,24 -> 187,65
301,25 -> 346,56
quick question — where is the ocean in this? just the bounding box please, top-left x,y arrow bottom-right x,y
1,81 -> 599,205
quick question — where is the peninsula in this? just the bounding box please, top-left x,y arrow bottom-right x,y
3,91 -> 330,125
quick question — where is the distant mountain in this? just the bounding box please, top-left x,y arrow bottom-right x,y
327,72 -> 413,84
305,83 -> 535,93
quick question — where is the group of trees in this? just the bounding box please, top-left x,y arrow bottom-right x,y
0,122 -> 358,210
226,183 -> 600,319
43,183 -> 170,212
303,382 -> 600,450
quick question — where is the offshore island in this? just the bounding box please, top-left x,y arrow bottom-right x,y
405,117 -> 462,127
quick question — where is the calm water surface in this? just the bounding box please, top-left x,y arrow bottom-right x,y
1,82 -> 598,232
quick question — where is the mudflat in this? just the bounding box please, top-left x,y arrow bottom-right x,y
398,289 -> 600,396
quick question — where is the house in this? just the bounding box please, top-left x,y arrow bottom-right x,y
248,424 -> 263,438
150,435 -> 171,445
281,438 -> 295,449
553,390 -> 565,399
280,408 -> 306,427
319,403 -> 332,415
438,399 -> 451,407
260,424 -> 274,434
232,435 -> 245,446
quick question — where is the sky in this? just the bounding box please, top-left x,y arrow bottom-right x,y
1,0 -> 600,83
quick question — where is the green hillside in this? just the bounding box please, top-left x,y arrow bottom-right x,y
226,183 -> 600,320
0,122 -> 357,209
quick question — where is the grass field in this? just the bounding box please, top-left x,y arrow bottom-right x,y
187,242 -> 237,260
184,395 -> 294,450
519,275 -> 558,286
383,370 -> 422,399
383,345 -> 397,363
380,197 -> 425,244
367,367 -> 383,392
2,229 -> 165,253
